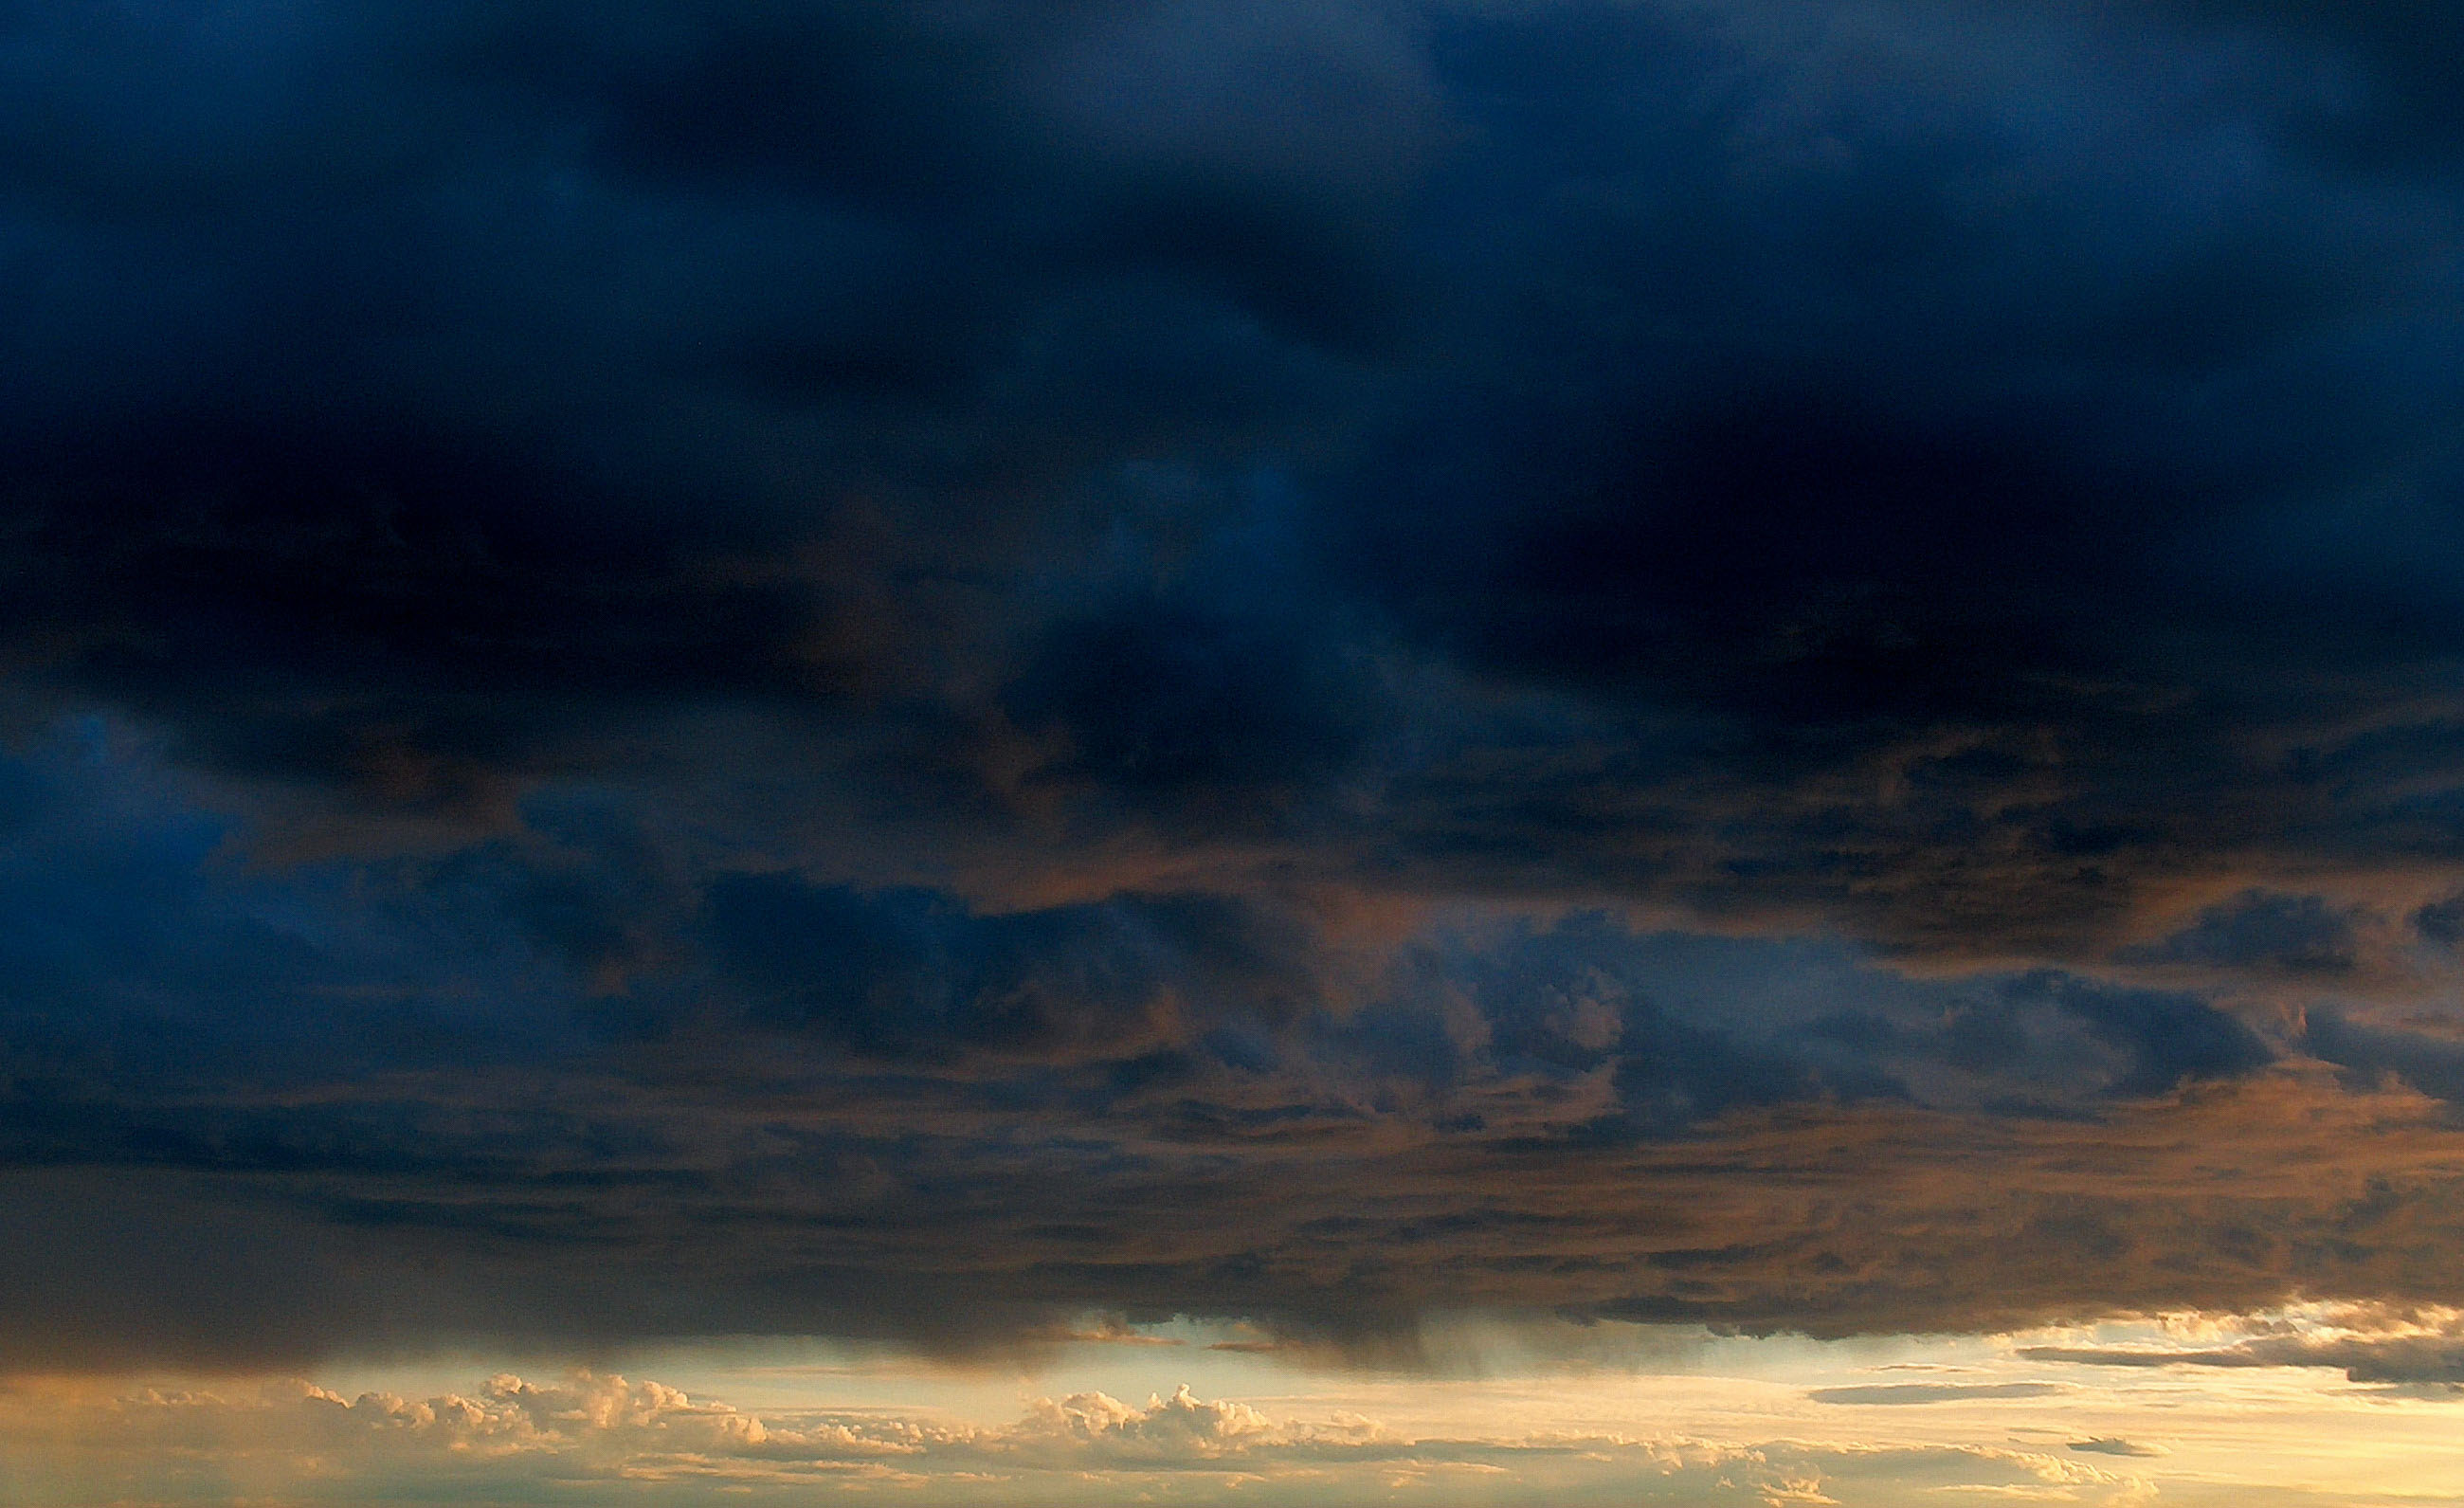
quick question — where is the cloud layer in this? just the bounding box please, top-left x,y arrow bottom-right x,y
0,1369 -> 2163,1508
9,0 -> 2464,1366
2022,1301 -> 2464,1387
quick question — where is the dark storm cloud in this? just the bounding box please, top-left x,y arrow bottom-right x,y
0,729 -> 2345,1369
2001,972 -> 2274,1098
2304,1007 -> 2464,1104
9,0 -> 2464,922
1007,603 -> 1353,802
0,0 -> 1427,813
2127,890 -> 2366,973
9,0 -> 2464,1367
1316,0 -> 2464,953
700,872 -> 1325,1061
2171,0 -> 2464,171
14,1047 -> 2462,1367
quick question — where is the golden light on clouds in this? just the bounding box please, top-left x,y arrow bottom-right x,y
13,1301 -> 2464,1508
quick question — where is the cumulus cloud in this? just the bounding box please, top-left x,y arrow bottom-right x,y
0,1370 -> 2161,1507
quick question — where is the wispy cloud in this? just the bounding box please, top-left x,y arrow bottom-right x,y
2022,1303 -> 2464,1386
1808,1383 -> 2064,1405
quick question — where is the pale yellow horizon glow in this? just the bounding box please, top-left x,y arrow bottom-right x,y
6,1304 -> 2461,1507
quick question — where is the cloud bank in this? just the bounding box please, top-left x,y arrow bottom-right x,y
2022,1302 -> 2464,1387
0,1370 -> 2161,1508
9,0 -> 2464,1366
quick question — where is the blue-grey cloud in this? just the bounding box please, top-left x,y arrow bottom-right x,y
1808,1383 -> 2063,1405
2130,891 -> 2365,974
7,0 -> 2464,1368
2069,1437 -> 2164,1457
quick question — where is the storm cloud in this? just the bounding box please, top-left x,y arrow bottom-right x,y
8,0 -> 2464,1369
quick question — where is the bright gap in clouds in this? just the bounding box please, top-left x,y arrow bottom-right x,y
9,1309 -> 2464,1507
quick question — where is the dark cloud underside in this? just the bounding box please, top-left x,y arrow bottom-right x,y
7,0 -> 2464,1366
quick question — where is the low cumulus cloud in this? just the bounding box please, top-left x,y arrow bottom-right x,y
0,1370 -> 2159,1507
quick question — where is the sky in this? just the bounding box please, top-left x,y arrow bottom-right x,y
8,0 -> 2464,1502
